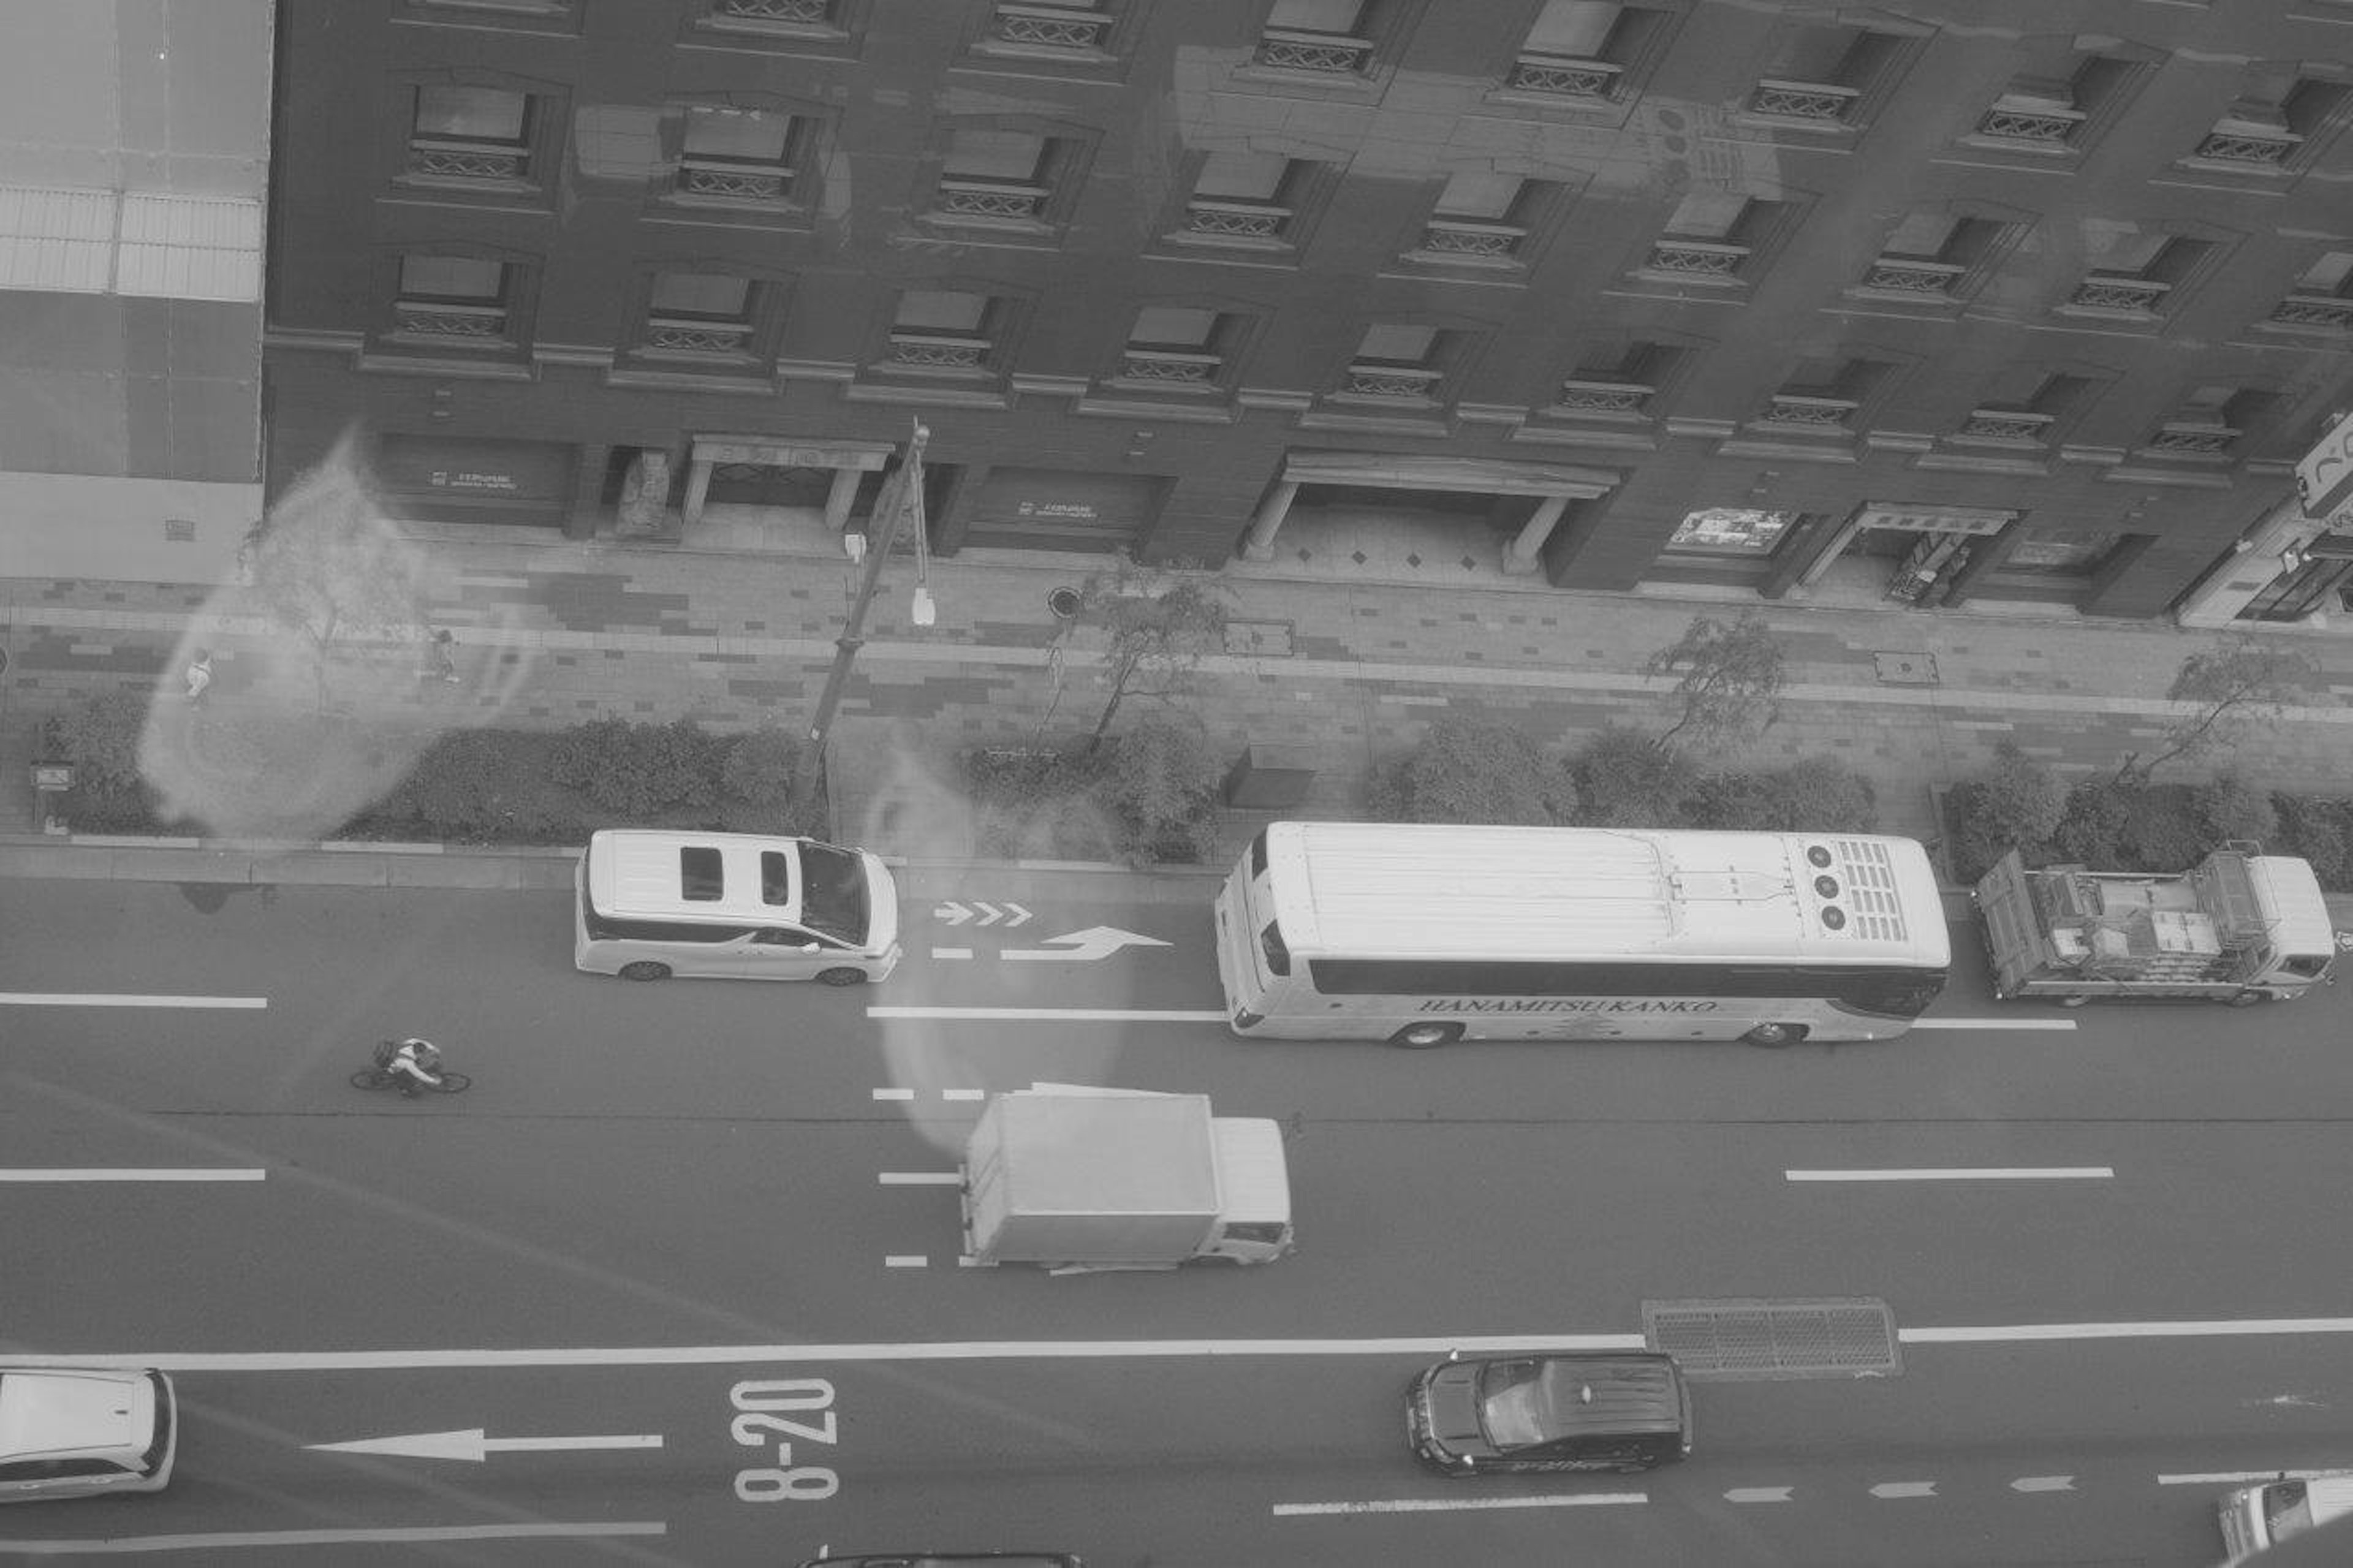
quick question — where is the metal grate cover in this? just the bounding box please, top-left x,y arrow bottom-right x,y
1642,1297 -> 1900,1381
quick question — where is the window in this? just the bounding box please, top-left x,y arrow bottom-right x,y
1115,306 -> 1232,390
982,0 -> 1115,53
2063,233 -> 2217,320
1860,213 -> 2014,301
2001,528 -> 2117,575
1180,151 -> 1309,247
702,0 -> 845,33
1305,955 -> 1944,1013
2186,79 -> 2350,173
407,85 -> 534,181
1746,25 -> 1911,127
1972,55 -> 2140,151
1506,1 -> 1663,102
1955,372 -> 2094,445
2143,385 -> 2278,460
1413,171 -> 1542,266
934,127 -> 1057,225
1339,322 -> 1448,404
759,851 -> 792,905
392,255 -> 512,343
1643,192 -> 1773,283
642,271 -> 765,358
2267,251 -> 2353,332
1759,357 -> 1890,432
1556,339 -> 1683,417
1256,0 -> 1374,75
675,105 -> 805,205
887,289 -> 999,373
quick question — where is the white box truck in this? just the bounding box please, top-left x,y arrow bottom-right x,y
959,1085 -> 1295,1273
2218,1474 -> 2353,1562
1974,844 -> 2335,1006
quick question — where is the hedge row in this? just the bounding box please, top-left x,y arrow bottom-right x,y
960,717 -> 1224,865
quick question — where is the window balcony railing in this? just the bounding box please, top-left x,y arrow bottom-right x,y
676,159 -> 792,202
1974,104 -> 2084,145
988,3 -> 1111,48
1862,257 -> 1968,297
1645,238 -> 1749,279
2145,422 -> 2239,456
1341,362 -> 1446,401
2190,128 -> 2297,167
1555,377 -> 1654,415
1415,219 -> 1525,261
645,317 -> 756,355
1955,408 -> 2055,444
716,0 -> 832,23
1253,28 -> 1373,74
2268,294 -> 2353,330
406,139 -> 529,181
2067,274 -> 2170,314
1182,198 -> 1290,242
887,331 -> 991,371
1759,393 -> 1860,430
391,300 -> 508,341
1747,78 -> 1860,123
1116,348 -> 1221,387
1507,53 -> 1622,99
934,176 -> 1051,222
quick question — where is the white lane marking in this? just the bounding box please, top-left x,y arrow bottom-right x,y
2160,1468 -> 2353,1485
1001,925 -> 1172,962
942,1088 -> 986,1101
1725,1487 -> 1795,1502
1911,1017 -> 2077,1031
877,1172 -> 960,1185
1275,1493 -> 1644,1516
0,1522 -> 665,1553
883,1256 -> 928,1268
0,993 -> 268,1009
2011,1476 -> 2075,1492
1786,1167 -> 2113,1182
40,1315 -> 2353,1374
1870,1481 -> 1938,1499
870,1006 -> 1228,1023
0,1168 -> 267,1183
871,1088 -> 915,1101
309,1429 -> 663,1462
930,947 -> 974,960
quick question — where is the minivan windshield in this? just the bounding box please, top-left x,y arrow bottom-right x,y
798,842 -> 871,944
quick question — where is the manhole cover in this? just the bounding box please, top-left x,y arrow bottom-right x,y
1642,1297 -> 1900,1380
1873,651 -> 1940,686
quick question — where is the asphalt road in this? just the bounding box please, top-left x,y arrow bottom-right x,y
4,874 -> 2351,1565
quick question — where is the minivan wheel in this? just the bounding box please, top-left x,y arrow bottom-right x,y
815,966 -> 870,988
2227,989 -> 2265,1007
1389,1021 -> 1462,1049
619,961 -> 672,982
1741,1021 -> 1803,1047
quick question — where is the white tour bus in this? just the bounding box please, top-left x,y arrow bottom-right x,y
1214,822 -> 1950,1046
574,829 -> 901,985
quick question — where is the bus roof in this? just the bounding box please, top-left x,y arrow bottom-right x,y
1260,822 -> 1949,966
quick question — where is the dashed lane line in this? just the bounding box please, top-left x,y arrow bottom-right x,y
0,992 -> 267,1009
0,1168 -> 267,1183
869,1006 -> 1228,1023
1786,1167 -> 2114,1182
1910,1017 -> 2077,1031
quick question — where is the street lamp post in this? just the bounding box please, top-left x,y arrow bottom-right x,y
803,419 -> 929,777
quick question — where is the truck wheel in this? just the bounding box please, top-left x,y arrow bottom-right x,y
1389,1021 -> 1462,1049
1741,1022 -> 1804,1047
2227,990 -> 2265,1007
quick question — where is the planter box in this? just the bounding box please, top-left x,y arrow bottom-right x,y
1222,744 -> 1317,809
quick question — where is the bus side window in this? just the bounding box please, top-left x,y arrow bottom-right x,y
1259,921 -> 1290,976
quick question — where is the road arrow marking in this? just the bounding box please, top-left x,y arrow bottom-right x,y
933,902 -> 974,926
1000,926 -> 1173,963
1004,903 -> 1033,927
307,1430 -> 662,1463
1724,1487 -> 1794,1503
2010,1476 -> 2075,1492
1868,1482 -> 1937,1499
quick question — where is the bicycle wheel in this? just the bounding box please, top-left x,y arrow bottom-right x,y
430,1072 -> 472,1094
350,1067 -> 393,1090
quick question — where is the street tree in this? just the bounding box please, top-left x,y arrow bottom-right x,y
1064,566 -> 1233,753
1644,611 -> 1785,754
241,463 -> 430,711
2113,634 -> 2316,786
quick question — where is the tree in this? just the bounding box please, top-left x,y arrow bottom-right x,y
1063,566 -> 1233,753
2113,634 -> 2316,786
241,453 -> 430,711
1643,612 -> 1784,754
1370,715 -> 1577,825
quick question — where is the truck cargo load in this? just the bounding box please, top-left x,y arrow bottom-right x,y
1974,844 -> 2334,1005
959,1084 -> 1294,1273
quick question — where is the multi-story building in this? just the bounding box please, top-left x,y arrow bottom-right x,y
265,0 -> 2353,624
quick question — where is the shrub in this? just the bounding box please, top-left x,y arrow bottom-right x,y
1947,742 -> 2066,877
961,743 -> 1107,860
550,717 -> 722,815
2053,779 -> 2131,867
2274,795 -> 2352,889
1370,714 -> 1576,825
43,689 -> 151,793
1758,757 -> 1877,833
1571,727 -> 1693,826
2119,781 -> 2207,871
721,726 -> 805,809
1099,717 -> 1224,863
2193,770 -> 2280,849
1681,770 -> 1775,830
364,730 -> 585,843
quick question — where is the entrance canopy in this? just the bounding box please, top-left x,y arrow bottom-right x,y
1280,450 -> 1618,499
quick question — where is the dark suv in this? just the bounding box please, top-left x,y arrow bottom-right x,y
1406,1350 -> 1691,1475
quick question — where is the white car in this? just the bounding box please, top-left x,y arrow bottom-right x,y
0,1366 -> 176,1502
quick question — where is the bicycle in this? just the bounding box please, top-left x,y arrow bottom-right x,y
350,1066 -> 471,1096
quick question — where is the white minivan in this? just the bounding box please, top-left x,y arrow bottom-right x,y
574,830 -> 901,985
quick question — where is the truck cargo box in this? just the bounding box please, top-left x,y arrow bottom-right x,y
962,1089 -> 1224,1266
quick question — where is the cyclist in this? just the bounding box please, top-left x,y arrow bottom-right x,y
377,1037 -> 445,1098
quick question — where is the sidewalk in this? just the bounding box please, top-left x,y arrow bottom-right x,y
6,510 -> 2353,885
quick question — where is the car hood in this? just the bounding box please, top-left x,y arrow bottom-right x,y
0,1370 -> 151,1458
1418,1365 -> 1493,1455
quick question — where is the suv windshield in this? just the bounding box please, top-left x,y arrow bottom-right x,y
797,842 -> 871,945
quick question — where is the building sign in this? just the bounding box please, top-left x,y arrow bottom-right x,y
375,436 -> 574,510
1854,503 -> 2015,536
1666,508 -> 1795,556
2297,407 -> 2353,520
967,468 -> 1161,548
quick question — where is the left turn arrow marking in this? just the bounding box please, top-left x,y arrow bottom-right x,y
308,1429 -> 664,1463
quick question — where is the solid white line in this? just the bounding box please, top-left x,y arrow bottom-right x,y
877,1172 -> 961,1185
942,1088 -> 986,1101
871,1088 -> 915,1101
1904,1319 -> 2353,1343
2160,1469 -> 2353,1486
1275,1493 -> 1644,1516
0,1522 -> 665,1554
869,1006 -> 1229,1022
0,1168 -> 268,1183
883,1256 -> 928,1268
0,993 -> 268,1009
1911,1017 -> 2077,1031
1786,1167 -> 2113,1182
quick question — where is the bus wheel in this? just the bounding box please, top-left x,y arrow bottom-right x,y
1389,1021 -> 1462,1049
1741,1022 -> 1804,1047
619,961 -> 672,982
815,966 -> 870,987
2227,990 -> 2265,1007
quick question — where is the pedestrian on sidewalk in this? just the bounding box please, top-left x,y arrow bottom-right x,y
184,650 -> 213,703
420,627 -> 460,684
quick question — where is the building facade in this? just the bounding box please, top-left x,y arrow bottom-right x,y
265,0 -> 2353,622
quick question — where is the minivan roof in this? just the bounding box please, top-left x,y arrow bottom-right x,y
586,830 -> 807,923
